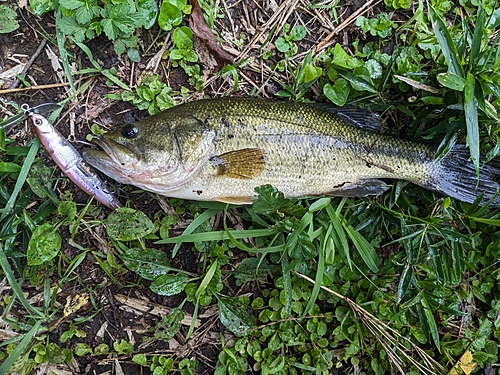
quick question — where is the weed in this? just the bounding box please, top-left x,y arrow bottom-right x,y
356,13 -> 397,38
0,3 -> 19,34
275,24 -> 307,57
169,26 -> 204,90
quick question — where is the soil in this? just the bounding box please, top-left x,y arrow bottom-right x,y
0,0 -> 387,373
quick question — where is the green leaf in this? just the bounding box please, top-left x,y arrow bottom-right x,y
0,4 -> 20,34
303,64 -> 322,83
127,48 -> 141,62
75,1 -> 99,24
121,247 -> 175,280
218,295 -> 257,336
1,139 -> 39,221
173,26 -> 193,49
29,0 -> 54,15
27,162 -> 53,198
58,200 -> 77,223
324,79 -> 350,106
436,72 -> 466,91
420,96 -> 444,105
275,37 -> 290,53
58,15 -> 88,42
364,59 -> 382,79
289,25 -> 306,41
113,339 -> 134,355
195,260 -> 218,300
340,71 -> 377,93
331,43 -> 355,69
132,353 -> 148,366
27,223 -> 62,266
93,343 -> 109,355
59,0 -> 84,10
136,0 -> 158,29
150,273 -> 189,296
0,161 -> 21,172
325,205 -> 351,267
464,72 -> 480,177
158,1 -> 183,31
105,207 -> 156,241
101,17 -> 118,40
155,308 -> 184,341
75,343 -> 93,356
232,258 -> 271,286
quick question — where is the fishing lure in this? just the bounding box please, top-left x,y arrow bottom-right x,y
2,103 -> 122,209
29,112 -> 122,209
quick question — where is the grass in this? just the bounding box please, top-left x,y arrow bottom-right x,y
1,0 -> 500,374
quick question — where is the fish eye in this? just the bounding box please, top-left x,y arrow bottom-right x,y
121,124 -> 138,139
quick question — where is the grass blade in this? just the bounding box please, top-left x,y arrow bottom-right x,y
0,320 -> 43,374
301,226 -> 329,319
469,5 -> 484,67
464,72 -> 480,177
55,7 -> 75,94
156,227 -> 276,244
396,263 -> 413,304
72,39 -> 131,91
195,260 -> 218,300
281,256 -> 292,318
0,139 -> 39,221
325,205 -> 351,268
345,225 -> 380,273
0,244 -> 43,317
418,297 -> 441,351
169,208 -> 220,257
429,7 -> 464,77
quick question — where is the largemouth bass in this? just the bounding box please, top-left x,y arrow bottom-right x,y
82,97 -> 500,205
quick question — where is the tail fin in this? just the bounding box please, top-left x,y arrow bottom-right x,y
433,145 -> 500,205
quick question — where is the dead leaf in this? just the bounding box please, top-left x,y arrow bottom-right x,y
63,293 -> 89,317
448,350 -> 477,375
188,0 -> 234,67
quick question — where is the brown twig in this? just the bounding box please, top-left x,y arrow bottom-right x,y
315,0 -> 382,54
10,39 -> 47,89
0,82 -> 73,94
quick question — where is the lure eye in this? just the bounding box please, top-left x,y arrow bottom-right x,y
121,124 -> 138,139
34,118 -> 43,126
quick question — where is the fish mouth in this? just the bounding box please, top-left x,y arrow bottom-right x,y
82,136 -> 140,171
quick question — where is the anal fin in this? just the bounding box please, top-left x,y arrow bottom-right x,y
327,179 -> 388,197
217,196 -> 254,204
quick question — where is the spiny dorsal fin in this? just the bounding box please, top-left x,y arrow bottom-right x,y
308,103 -> 383,132
210,148 -> 267,179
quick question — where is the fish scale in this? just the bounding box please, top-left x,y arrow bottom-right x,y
82,97 -> 500,205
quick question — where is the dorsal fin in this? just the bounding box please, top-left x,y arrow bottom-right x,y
308,103 -> 383,132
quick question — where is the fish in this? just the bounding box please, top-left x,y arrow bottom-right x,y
30,113 -> 122,209
82,97 -> 500,205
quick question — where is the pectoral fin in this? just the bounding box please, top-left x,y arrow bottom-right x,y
327,179 -> 388,197
210,148 -> 267,179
